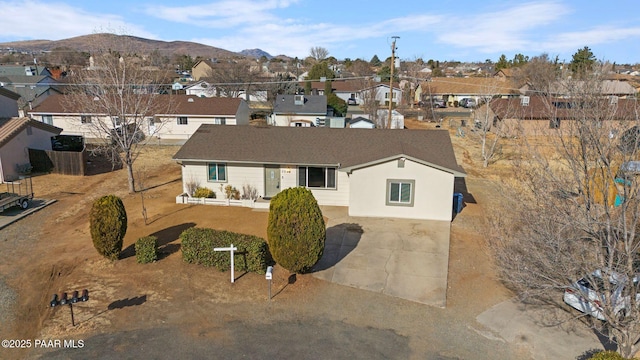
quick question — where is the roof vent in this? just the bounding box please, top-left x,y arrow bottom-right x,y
188,98 -> 194,102
294,95 -> 304,105
521,96 -> 530,106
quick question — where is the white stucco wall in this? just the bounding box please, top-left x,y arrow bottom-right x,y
180,162 -> 349,206
272,114 -> 322,127
348,159 -> 455,221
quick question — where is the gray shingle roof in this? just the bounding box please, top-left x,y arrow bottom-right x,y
273,95 -> 327,115
173,125 -> 466,176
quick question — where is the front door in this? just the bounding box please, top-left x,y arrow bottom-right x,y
264,165 -> 281,199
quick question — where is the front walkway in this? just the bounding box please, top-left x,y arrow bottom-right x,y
313,206 -> 451,307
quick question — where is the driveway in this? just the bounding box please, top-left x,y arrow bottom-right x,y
0,198 -> 56,230
313,206 -> 451,307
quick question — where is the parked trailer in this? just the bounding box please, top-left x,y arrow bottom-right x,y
0,176 -> 33,212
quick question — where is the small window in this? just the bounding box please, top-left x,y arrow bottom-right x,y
42,115 -> 53,125
208,163 -> 226,182
550,118 -> 560,129
112,116 -> 121,126
178,117 -> 188,125
214,117 -> 226,125
386,179 -> 415,207
81,115 -> 92,124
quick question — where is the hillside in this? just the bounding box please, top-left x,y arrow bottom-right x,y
0,33 -> 242,59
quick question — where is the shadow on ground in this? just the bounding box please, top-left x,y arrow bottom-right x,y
312,223 -> 363,272
121,222 -> 196,259
107,295 -> 147,310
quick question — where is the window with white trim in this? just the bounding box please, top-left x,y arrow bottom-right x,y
213,117 -> 226,125
81,115 -> 92,124
386,179 -> 415,206
208,163 -> 226,182
42,115 -> 53,125
178,116 -> 188,125
298,166 -> 336,189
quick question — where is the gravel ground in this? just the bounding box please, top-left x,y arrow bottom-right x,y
0,277 -> 17,325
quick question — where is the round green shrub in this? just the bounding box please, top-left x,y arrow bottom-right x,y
89,195 -> 127,260
267,187 -> 325,273
588,351 -> 628,360
135,236 -> 158,264
194,187 -> 216,198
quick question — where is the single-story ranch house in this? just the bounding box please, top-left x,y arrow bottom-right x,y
173,125 -> 466,221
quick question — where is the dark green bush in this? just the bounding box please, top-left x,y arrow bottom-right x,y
267,187 -> 325,273
194,187 -> 216,198
180,227 -> 270,273
89,195 -> 127,260
135,236 -> 158,264
588,351 -> 628,360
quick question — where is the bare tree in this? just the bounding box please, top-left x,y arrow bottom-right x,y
470,80 -> 520,167
203,59 -> 260,99
63,35 -> 175,193
488,66 -> 640,357
309,46 -> 329,63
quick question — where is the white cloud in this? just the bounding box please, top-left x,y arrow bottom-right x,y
0,0 -> 157,40
434,1 -> 572,53
147,0 -> 300,28
541,26 -> 640,52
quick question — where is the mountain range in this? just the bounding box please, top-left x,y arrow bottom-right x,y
0,33 -> 274,61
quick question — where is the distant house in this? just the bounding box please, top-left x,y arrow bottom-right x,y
0,87 -> 21,118
191,60 -> 216,81
0,117 -> 62,182
415,78 -> 520,107
269,94 -> 328,126
307,80 -> 403,107
27,94 -> 250,142
173,125 -> 466,221
0,74 -> 61,113
490,95 -> 640,137
348,116 -> 375,129
185,80 -> 268,102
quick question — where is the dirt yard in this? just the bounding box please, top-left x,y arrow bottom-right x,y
0,122 -> 523,359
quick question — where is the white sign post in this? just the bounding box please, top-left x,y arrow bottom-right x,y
214,244 -> 238,283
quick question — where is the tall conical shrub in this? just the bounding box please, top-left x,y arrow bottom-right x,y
90,195 -> 127,260
267,187 -> 325,273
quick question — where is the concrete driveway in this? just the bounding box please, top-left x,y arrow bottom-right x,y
313,206 -> 451,307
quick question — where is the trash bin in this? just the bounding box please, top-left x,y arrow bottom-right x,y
453,192 -> 464,214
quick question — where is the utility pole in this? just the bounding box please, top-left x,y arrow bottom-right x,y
387,36 -> 399,129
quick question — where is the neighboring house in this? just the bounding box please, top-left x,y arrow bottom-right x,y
416,78 -> 520,107
306,80 -> 403,107
490,95 -> 639,137
173,125 -> 466,221
348,116 -> 375,129
0,87 -> 20,118
269,94 -> 328,126
308,80 -> 362,104
0,117 -> 62,181
364,83 -> 402,107
375,109 -> 405,129
27,94 -> 250,141
0,74 -> 61,112
540,80 -> 638,98
185,81 -> 268,102
191,60 -> 216,81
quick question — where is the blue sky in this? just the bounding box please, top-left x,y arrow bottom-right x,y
2,0 -> 639,64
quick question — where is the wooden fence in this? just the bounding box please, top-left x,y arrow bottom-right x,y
29,148 -> 87,176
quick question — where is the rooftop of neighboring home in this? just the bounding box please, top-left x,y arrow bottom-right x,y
173,125 -> 466,176
490,95 -> 639,120
273,94 -> 327,114
0,117 -> 62,147
420,77 -> 521,96
28,94 -> 245,116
